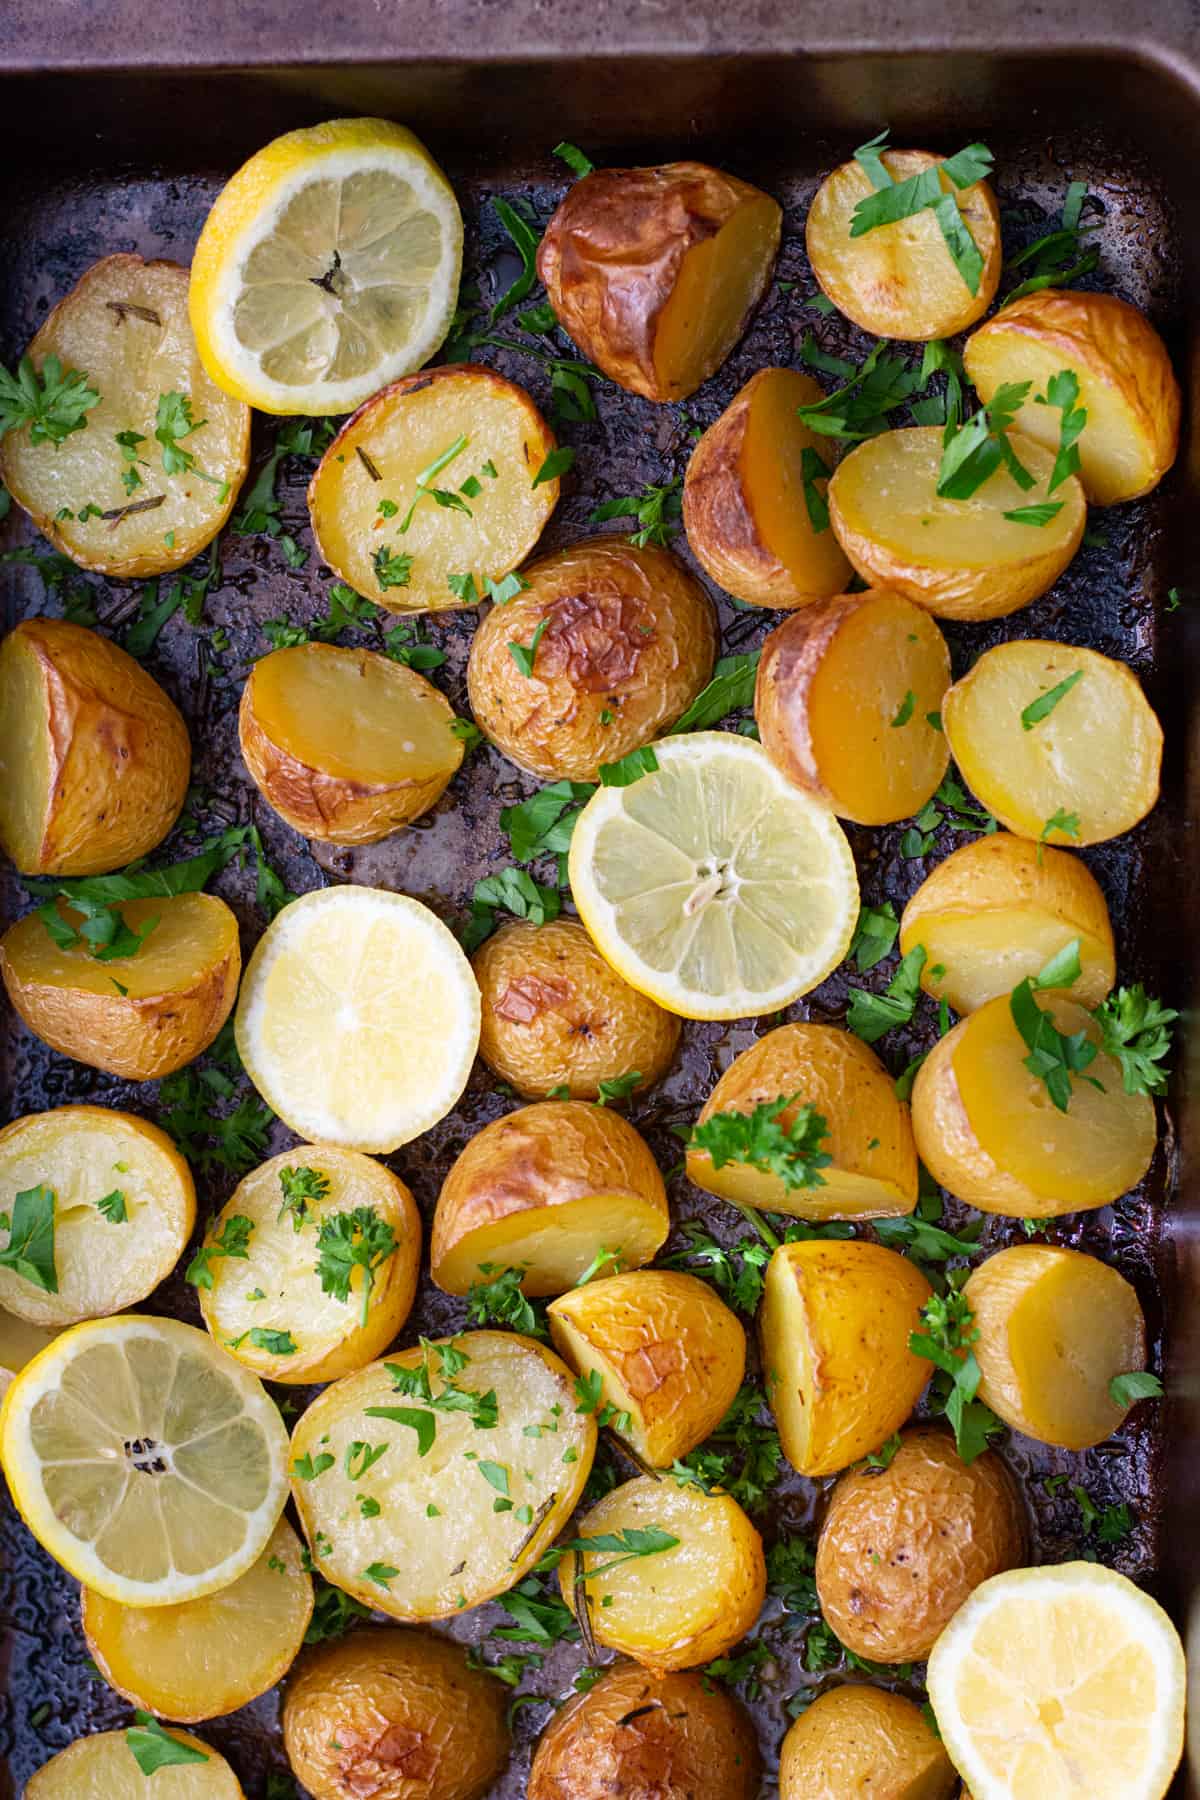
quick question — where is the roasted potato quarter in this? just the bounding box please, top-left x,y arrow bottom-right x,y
755,588 -> 950,824
26,1729 -> 244,1798
964,288 -> 1181,504
466,539 -> 716,782
537,161 -> 782,402
778,1684 -> 958,1800
0,618 -> 190,877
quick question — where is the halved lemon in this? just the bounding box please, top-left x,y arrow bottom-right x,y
1,1315 -> 290,1606
568,731 -> 859,1019
189,117 -> 463,415
26,1728 -> 243,1798
927,1562 -> 1186,1800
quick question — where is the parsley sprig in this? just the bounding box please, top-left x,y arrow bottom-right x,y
846,944 -> 926,1045
937,381 -> 1035,501
910,1282 -> 1003,1463
466,1264 -> 549,1339
590,479 -> 683,549
850,135 -> 994,294
278,1165 -> 330,1232
126,1715 -> 209,1776
1005,182 -> 1101,302
315,1207 -> 398,1327
0,354 -> 100,447
186,1214 -> 254,1289
688,1096 -> 832,1193
0,1185 -> 58,1292
1035,369 -> 1088,493
1094,986 -> 1178,1097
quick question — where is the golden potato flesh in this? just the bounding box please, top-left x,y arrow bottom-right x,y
0,1310 -> 58,1395
283,1628 -> 510,1800
2,892 -> 239,1080
687,1022 -> 918,1220
760,1239 -> 932,1477
963,288 -> 1181,504
431,1100 -> 670,1297
466,539 -> 716,782
964,1245 -> 1149,1449
0,256 -> 249,579
0,617 -> 190,876
537,161 -> 782,402
778,1684 -> 958,1800
942,640 -> 1163,846
472,917 -> 680,1099
547,1270 -> 746,1466
899,831 -> 1115,1014
26,1729 -> 244,1799
828,426 -> 1085,621
682,367 -> 852,608
755,587 -> 950,825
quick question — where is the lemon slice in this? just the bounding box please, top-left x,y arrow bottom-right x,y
927,1562 -> 1186,1800
568,731 -> 859,1019
27,1729 -> 243,1798
189,117 -> 463,415
1,1315 -> 290,1606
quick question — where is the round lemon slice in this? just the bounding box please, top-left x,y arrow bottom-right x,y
189,117 -> 463,415
235,887 -> 480,1152
568,731 -> 859,1019
27,1728 -> 243,1798
1,1315 -> 290,1606
927,1562 -> 1186,1800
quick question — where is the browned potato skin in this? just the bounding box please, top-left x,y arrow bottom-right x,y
528,1661 -> 761,1800
466,540 -> 717,782
815,1427 -> 1027,1664
778,1684 -> 958,1799
283,1628 -> 510,1800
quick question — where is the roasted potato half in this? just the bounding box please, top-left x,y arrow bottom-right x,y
26,1729 -> 244,1799
431,1100 -> 670,1297
466,539 -> 716,782
308,364 -> 559,613
687,1023 -> 918,1220
0,255 -> 250,579
0,617 -> 190,877
964,1244 -> 1150,1449
942,640 -> 1163,846
755,588 -> 950,824
828,426 -> 1085,620
547,1270 -> 746,1467
778,1684 -> 958,1800
537,161 -> 782,402
682,368 -> 852,608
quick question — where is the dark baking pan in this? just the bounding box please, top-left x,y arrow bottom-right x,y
1,4 -> 1199,1795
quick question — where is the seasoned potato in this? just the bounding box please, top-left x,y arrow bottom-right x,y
682,368 -> 852,608
466,540 -> 716,782
290,1331 -> 594,1618
0,617 -> 190,877
26,1729 -> 244,1798
964,1245 -> 1149,1449
687,1023 -> 918,1220
778,1684 -> 957,1800
964,288 -> 1181,504
537,161 -> 782,402
911,992 -> 1156,1216
2,892 -> 239,1080
239,642 -> 463,844
899,832 -> 1115,1014
816,1427 -> 1026,1662
828,426 -> 1085,620
760,1240 -> 932,1477
806,149 -> 1001,341
308,364 -> 558,613
528,1660 -> 761,1800
0,255 -> 249,578
283,1628 -> 510,1800
558,1474 -> 766,1671
473,917 -> 680,1099
943,640 -> 1163,846
547,1270 -> 746,1467
754,588 -> 950,824
431,1100 -> 670,1297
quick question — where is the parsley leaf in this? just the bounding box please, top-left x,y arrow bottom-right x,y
0,353 -> 100,447
373,545 -> 414,591
362,1406 -> 437,1456
490,197 -> 541,321
96,1189 -> 127,1224
466,1264 -> 548,1339
849,139 -> 994,293
910,1283 -> 1003,1463
596,1071 -> 641,1106
508,618 -> 548,677
874,1214 -> 983,1264
1004,501 -> 1065,527
155,392 -> 223,495
462,867 -> 561,951
1109,1370 -> 1164,1407
796,340 -> 924,441
243,1327 -> 297,1356
532,446 -> 575,488
938,381 -> 1036,500
1010,973 -> 1102,1114
186,1214 -> 254,1289
540,1527 -> 680,1582
553,141 -> 595,178
1093,986 -> 1177,1097
598,745 -> 658,787
501,780 -> 594,863
670,1385 -> 784,1512
849,902 -> 900,973
670,652 -> 760,734
304,1578 -> 370,1643
1040,808 -> 1081,850
590,479 -> 683,549
846,944 -> 927,1044
1021,669 -> 1083,730
126,1715 -> 208,1776
689,1095 -> 831,1193
278,1165 -> 330,1232
1005,181 -> 1101,302
1035,368 -> 1088,492
315,1206 -> 398,1327
0,1185 -> 58,1292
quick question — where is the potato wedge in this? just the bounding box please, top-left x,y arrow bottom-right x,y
0,255 -> 249,578
1,892 -> 239,1080
828,426 -> 1085,620
755,588 -> 950,824
307,364 -> 558,613
547,1270 -> 745,1467
911,992 -> 1156,1216
682,368 -> 852,608
779,1684 -> 957,1800
537,161 -> 782,402
26,1729 -> 243,1799
899,832 -> 1115,1013
942,640 -> 1163,846
760,1239 -> 932,1477
964,1245 -> 1149,1448
431,1100 -> 669,1297
0,617 -> 190,877
964,288 -> 1181,504
687,1023 -> 918,1220
466,540 -> 716,782
558,1474 -> 766,1671
806,149 -> 1001,340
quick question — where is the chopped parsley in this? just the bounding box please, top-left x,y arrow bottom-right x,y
846,944 -> 927,1044
1094,985 -> 1177,1097
910,1282 -> 1003,1463
0,353 -> 100,447
849,134 -> 994,294
598,745 -> 658,787
689,1096 -> 831,1192
315,1207 -> 398,1327
0,1185 -> 58,1292
126,1715 -> 208,1776
590,479 -> 683,549
531,446 -> 575,488
278,1165 -> 330,1232
1035,369 -> 1087,492
937,381 -> 1035,501
671,652 -> 760,734
186,1214 -> 254,1289
466,1264 -> 548,1339
461,866 -> 561,951
95,1189 -> 127,1224
848,902 -> 900,972
1109,1370 -> 1164,1408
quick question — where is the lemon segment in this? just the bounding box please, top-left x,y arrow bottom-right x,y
26,1728 -> 244,1797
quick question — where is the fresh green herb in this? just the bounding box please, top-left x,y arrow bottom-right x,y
1005,181 -> 1101,302
494,1576 -> 580,1645
671,1385 -> 784,1513
532,446 -> 575,488
849,136 -> 994,292
891,689 -> 916,728
796,340 -> 924,440
540,1527 -> 680,1583
1004,501 -> 1065,527
595,1071 -> 641,1106
1040,808 -> 1081,850
466,1264 -> 548,1339
0,1186 -> 57,1292
553,141 -> 595,178
900,773 -> 997,857
670,653 -> 760,734
244,1327 -> 296,1356
1166,587 -> 1182,613
910,1284 -> 1003,1463
766,1534 -> 818,1611
849,902 -> 900,973
598,745 -> 658,787
447,571 -> 478,603
396,434 -> 471,531
660,1221 -> 774,1316
450,717 -> 485,753
304,1578 -> 370,1644
293,1452 -> 335,1481
865,1433 -> 902,1469
1093,985 -> 1177,1097
1109,1370 -> 1164,1407
0,353 -> 100,446
159,1030 -> 274,1177
373,545 -> 414,591
96,1189 -> 127,1224
126,1714 -> 209,1776
155,392 -> 224,495
233,417 -> 331,536
799,446 -> 833,531
362,1406 -> 437,1456
1021,669 -> 1083,730
1010,962 -> 1102,1115
846,944 -> 927,1044
462,866 -> 561,951
115,428 -> 149,493
315,1207 -> 398,1327
278,1165 -> 330,1232
364,1562 -> 399,1590
487,570 -> 531,605
1035,369 -> 1088,492
910,338 -> 965,428
345,1441 -> 388,1481
501,780 -> 594,863
591,479 -> 683,549
490,197 -> 541,321
937,382 -> 1035,500
186,1214 -> 254,1289
689,1096 -> 831,1192
874,1214 -> 983,1264
508,618 -> 548,677
704,1638 -> 773,1697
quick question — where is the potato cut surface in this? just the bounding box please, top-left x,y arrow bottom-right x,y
4,894 -> 233,1001
26,1730 -> 244,1799
653,190 -> 782,396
